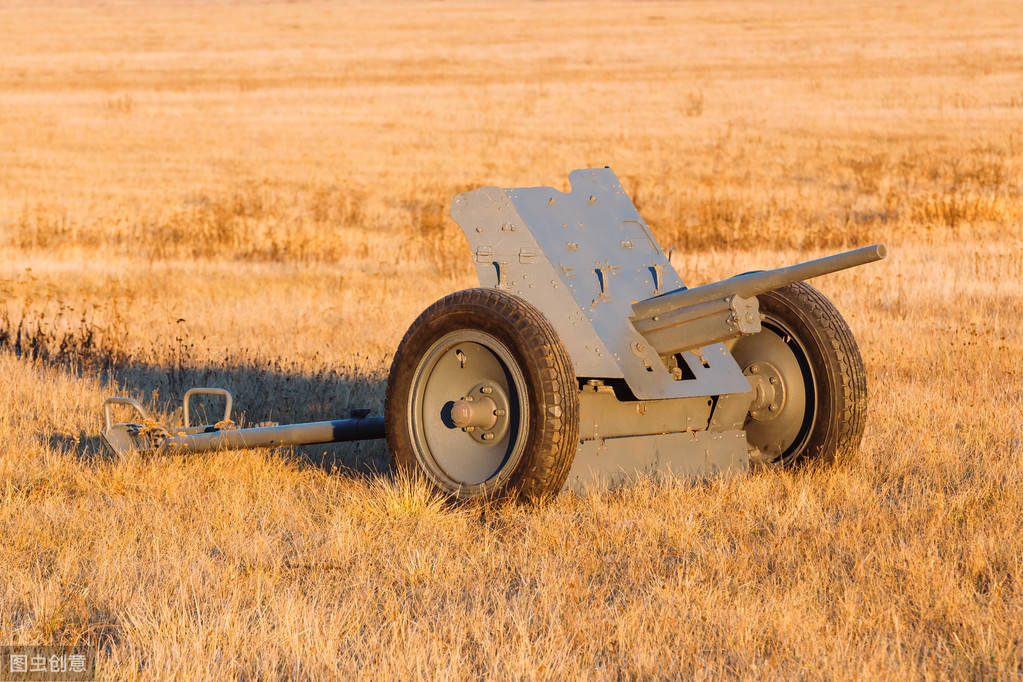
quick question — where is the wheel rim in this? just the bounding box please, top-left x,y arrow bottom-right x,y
731,315 -> 816,464
408,330 -> 529,493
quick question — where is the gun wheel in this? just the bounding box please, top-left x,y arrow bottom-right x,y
730,281 -> 867,467
385,289 -> 579,500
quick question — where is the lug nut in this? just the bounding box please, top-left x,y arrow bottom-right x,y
481,432 -> 494,441
464,426 -> 475,433
494,409 -> 506,416
481,386 -> 493,394
769,376 -> 778,384
750,365 -> 760,374
768,405 -> 777,412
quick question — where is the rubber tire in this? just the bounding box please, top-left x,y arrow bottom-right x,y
385,289 -> 579,500
747,281 -> 867,466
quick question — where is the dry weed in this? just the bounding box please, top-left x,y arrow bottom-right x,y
0,0 -> 1021,678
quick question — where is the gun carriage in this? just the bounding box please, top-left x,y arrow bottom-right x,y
102,168 -> 885,498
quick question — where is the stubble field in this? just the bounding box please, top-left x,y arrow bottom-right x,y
1,1 -> 1022,678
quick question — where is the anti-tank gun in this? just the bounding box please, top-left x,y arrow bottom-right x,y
102,168 -> 885,498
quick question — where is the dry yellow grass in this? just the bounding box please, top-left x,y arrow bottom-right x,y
1,0 -> 1022,678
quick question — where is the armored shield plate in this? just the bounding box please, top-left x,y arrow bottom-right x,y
450,168 -> 750,400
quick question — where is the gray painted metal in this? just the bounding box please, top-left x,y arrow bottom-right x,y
632,244 -> 887,320
632,294 -> 761,357
101,422 -> 156,457
100,389 -> 385,457
97,170 -> 887,497
730,314 -> 815,461
407,329 -> 528,487
183,387 -> 232,427
707,391 -> 755,433
102,415 -> 385,457
103,396 -> 148,431
161,416 -> 385,454
101,396 -> 162,456
567,385 -> 750,491
450,168 -> 752,400
576,386 -> 712,440
564,429 -> 749,492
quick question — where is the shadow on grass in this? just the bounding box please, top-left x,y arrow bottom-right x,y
0,301 -> 390,474
31,352 -> 389,476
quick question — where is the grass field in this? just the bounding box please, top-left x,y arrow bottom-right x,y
1,0 -> 1022,678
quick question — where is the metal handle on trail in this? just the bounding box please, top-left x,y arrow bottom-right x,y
103,397 -> 149,430
631,244 -> 887,321
183,388 -> 233,427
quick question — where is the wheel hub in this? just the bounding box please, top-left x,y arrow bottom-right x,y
744,361 -> 786,422
450,382 -> 510,444
731,319 -> 812,461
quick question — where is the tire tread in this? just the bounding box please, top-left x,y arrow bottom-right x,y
757,282 -> 867,465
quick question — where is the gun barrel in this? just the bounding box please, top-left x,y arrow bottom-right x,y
632,244 -> 886,321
